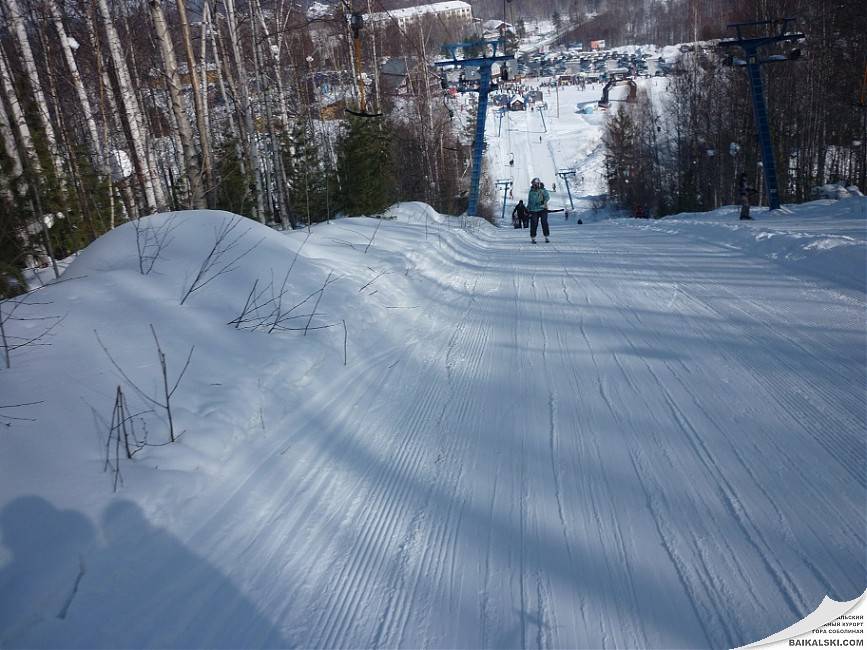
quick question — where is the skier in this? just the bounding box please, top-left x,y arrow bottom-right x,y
512,199 -> 529,229
739,173 -> 757,220
527,178 -> 551,243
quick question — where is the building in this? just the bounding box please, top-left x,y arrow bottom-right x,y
379,57 -> 412,96
481,19 -> 514,38
364,1 -> 472,30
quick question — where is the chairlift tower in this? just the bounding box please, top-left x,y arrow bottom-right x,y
718,18 -> 805,211
496,179 -> 513,222
556,168 -> 577,210
436,39 -> 514,217
497,106 -> 507,137
537,105 -> 547,132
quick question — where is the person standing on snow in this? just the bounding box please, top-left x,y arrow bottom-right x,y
738,173 -> 756,220
527,178 -> 551,243
512,199 -> 529,229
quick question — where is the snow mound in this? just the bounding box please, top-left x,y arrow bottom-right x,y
652,196 -> 867,292
813,183 -> 862,200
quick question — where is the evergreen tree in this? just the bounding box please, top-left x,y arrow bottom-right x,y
603,105 -> 636,207
285,121 -> 328,226
552,11 -> 562,32
336,116 -> 393,217
214,137 -> 255,219
515,18 -> 526,39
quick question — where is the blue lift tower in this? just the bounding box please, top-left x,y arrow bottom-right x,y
719,19 -> 805,211
435,40 -> 514,217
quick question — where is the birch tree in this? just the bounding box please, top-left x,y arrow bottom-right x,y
94,0 -> 164,212
149,0 -> 206,209
0,100 -> 24,204
223,0 -> 266,223
177,0 -> 215,207
2,0 -> 64,180
0,45 -> 41,177
47,0 -> 104,173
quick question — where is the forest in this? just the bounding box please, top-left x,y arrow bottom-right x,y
0,0 -> 474,294
595,0 -> 866,217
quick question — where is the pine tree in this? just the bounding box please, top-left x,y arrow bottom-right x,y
336,116 -> 393,217
285,121 -> 327,226
214,137 -> 254,218
602,105 -> 636,207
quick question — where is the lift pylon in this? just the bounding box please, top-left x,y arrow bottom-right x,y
718,18 -> 805,210
436,39 -> 514,217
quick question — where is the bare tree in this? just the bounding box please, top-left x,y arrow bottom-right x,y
47,0 -> 104,175
95,324 -> 194,444
149,0 -> 206,209
180,215 -> 261,305
2,0 -> 64,181
134,213 -> 178,275
0,289 -> 66,369
177,0 -> 215,207
94,0 -> 164,212
223,0 -> 266,223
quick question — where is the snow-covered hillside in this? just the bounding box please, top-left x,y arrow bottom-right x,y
1,197 -> 864,647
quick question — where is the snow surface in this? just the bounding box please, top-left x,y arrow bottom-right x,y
1,196 -> 865,648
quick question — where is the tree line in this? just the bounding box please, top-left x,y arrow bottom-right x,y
0,0 -> 475,295
590,0 -> 865,216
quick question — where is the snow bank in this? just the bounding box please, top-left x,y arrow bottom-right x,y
647,196 -> 867,292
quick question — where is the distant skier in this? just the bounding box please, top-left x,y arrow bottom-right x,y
527,178 -> 551,243
739,173 -> 757,220
512,199 -> 529,229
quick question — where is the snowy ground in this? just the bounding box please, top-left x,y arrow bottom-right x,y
1,195 -> 865,648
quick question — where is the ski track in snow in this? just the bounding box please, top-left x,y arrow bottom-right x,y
85,218 -> 859,650
9,213 -> 863,650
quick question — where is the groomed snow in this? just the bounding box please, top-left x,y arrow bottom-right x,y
1,195 -> 865,647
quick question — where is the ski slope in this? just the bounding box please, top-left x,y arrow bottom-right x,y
485,82 -> 635,222
1,198 -> 865,648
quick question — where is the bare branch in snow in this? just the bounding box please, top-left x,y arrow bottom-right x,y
180,216 -> 262,305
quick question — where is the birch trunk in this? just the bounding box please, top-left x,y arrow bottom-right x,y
366,0 -> 382,114
252,0 -> 293,227
199,3 -> 212,178
47,0 -> 104,172
210,4 -> 247,178
177,0 -> 214,207
0,45 -> 41,176
82,0 -> 122,222
255,0 -> 291,132
419,22 -> 440,196
0,101 -> 23,203
3,0 -> 64,179
149,0 -> 205,209
94,0 -> 162,212
224,0 -> 265,222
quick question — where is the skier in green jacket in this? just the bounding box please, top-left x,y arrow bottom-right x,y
527,178 -> 551,243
